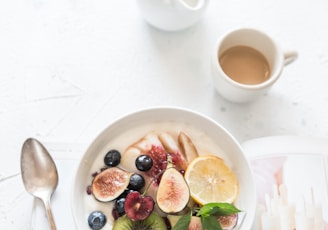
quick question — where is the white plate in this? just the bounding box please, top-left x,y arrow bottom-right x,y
242,135 -> 328,159
242,136 -> 328,229
71,106 -> 256,230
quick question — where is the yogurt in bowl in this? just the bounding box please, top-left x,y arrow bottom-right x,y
71,106 -> 256,229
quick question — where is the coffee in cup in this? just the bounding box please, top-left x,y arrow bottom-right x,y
211,28 -> 298,103
219,45 -> 271,85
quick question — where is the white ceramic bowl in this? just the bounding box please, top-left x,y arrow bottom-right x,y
71,107 -> 256,229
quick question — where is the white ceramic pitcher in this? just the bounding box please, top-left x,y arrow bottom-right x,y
136,0 -> 209,31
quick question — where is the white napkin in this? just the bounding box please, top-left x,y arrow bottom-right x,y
31,159 -> 78,230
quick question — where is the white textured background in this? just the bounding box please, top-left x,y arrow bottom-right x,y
1,0 -> 328,228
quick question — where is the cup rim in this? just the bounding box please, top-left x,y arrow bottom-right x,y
213,27 -> 284,90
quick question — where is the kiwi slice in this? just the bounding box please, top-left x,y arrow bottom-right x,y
112,212 -> 166,230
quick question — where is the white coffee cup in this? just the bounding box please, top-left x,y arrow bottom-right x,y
211,28 -> 298,103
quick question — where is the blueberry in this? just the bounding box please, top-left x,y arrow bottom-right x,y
114,197 -> 126,216
135,155 -> 153,171
118,189 -> 134,199
128,173 -> 145,190
104,150 -> 121,167
88,211 -> 106,230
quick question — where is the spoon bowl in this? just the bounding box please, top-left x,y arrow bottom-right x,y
21,138 -> 58,230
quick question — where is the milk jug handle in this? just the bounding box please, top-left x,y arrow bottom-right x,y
178,0 -> 206,10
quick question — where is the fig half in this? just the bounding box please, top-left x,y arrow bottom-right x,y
218,213 -> 238,230
156,157 -> 190,214
92,167 -> 131,202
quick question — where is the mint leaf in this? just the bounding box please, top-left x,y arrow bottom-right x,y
197,203 -> 241,217
201,215 -> 223,230
172,214 -> 191,230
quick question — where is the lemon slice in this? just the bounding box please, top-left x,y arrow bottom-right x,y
184,155 -> 239,205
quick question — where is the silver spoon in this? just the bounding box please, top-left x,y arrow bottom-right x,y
21,138 -> 58,230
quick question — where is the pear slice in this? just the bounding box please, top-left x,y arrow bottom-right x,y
178,132 -> 199,163
158,132 -> 188,170
156,156 -> 190,214
158,132 -> 180,154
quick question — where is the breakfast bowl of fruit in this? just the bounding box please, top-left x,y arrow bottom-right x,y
71,106 -> 257,230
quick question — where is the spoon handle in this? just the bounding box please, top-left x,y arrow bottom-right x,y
42,197 -> 57,230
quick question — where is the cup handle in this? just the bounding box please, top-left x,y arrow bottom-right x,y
283,50 -> 298,66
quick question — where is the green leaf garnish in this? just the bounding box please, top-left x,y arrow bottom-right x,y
201,215 -> 223,230
172,214 -> 191,230
197,202 -> 241,217
170,203 -> 242,230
